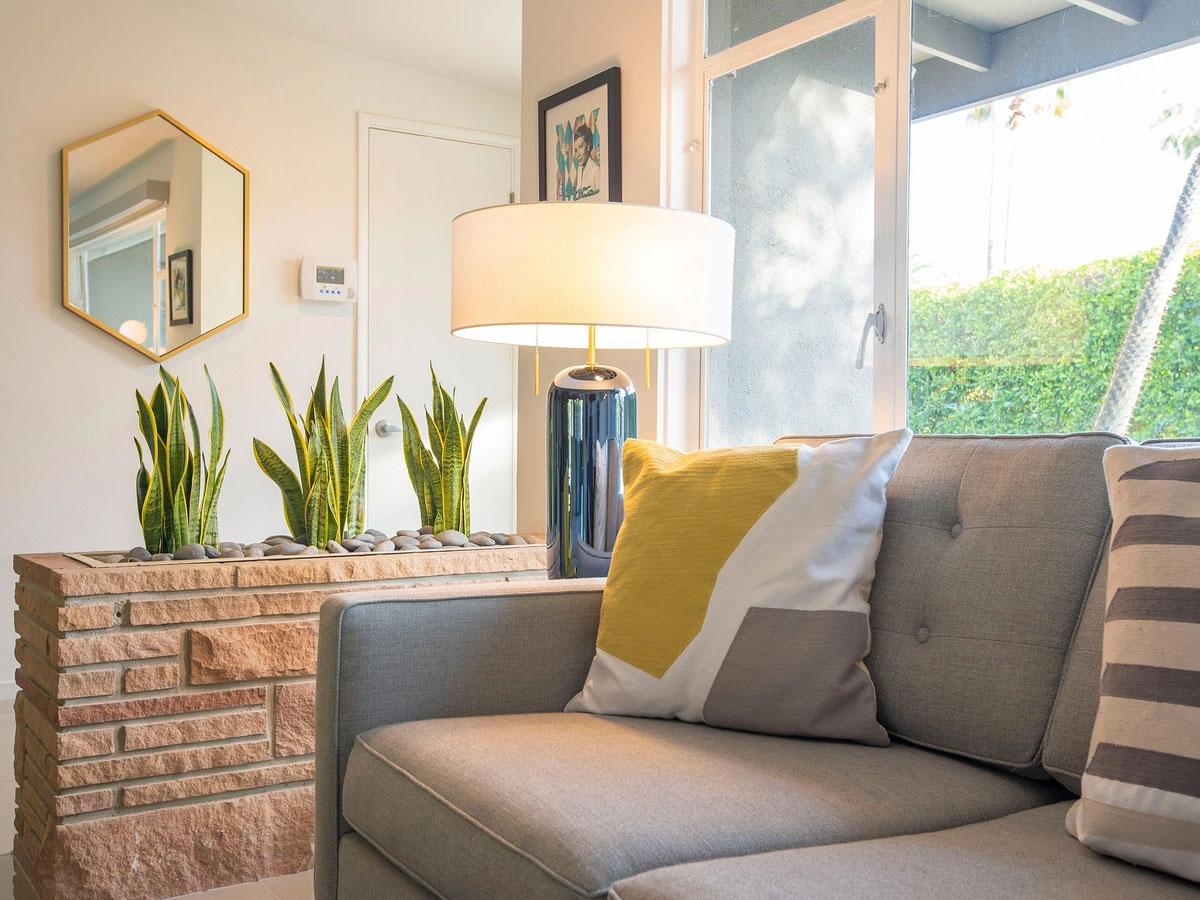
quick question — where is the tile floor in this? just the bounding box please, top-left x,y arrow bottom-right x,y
0,700 -> 315,900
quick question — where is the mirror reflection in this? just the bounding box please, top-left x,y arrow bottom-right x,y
62,111 -> 247,360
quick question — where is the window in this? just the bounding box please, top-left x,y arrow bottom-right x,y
67,210 -> 167,353
698,1 -> 1200,444
910,26 -> 1200,440
699,0 -> 905,447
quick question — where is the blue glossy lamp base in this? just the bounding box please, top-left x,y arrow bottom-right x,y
546,364 -> 637,579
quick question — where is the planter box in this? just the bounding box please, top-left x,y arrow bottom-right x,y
10,546 -> 546,900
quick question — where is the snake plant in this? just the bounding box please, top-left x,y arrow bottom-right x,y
253,358 -> 393,544
396,365 -> 486,533
135,366 -> 229,554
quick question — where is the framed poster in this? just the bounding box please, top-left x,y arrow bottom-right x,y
538,67 -> 621,202
168,249 -> 193,326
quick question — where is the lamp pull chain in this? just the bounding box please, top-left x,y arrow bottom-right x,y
534,326 -> 540,397
645,329 -> 651,390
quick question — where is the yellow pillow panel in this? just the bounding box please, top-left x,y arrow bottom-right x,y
597,441 -> 798,678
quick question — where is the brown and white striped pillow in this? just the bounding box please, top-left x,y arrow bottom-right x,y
1066,443 -> 1200,882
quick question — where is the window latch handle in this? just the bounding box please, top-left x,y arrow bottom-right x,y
854,304 -> 886,370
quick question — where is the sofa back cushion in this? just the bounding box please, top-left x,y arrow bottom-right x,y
1042,547 -> 1107,793
779,433 -> 1123,774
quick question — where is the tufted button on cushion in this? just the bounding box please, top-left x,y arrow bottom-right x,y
950,523 -> 963,538
916,627 -> 930,643
778,433 -> 1123,775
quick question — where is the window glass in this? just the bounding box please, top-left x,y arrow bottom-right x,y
910,21 -> 1200,439
707,0 -> 844,56
704,18 -> 877,447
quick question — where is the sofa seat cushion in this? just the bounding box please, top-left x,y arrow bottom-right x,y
341,712 -> 1067,900
607,802 -> 1199,900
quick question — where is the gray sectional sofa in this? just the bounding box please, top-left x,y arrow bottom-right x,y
315,434 -> 1199,899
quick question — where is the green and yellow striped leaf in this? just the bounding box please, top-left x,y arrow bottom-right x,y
150,384 -> 169,446
330,380 -> 350,531
136,391 -> 157,453
135,440 -> 149,530
171,477 -> 189,550
141,463 -> 164,553
253,439 -> 305,539
166,384 -> 187,500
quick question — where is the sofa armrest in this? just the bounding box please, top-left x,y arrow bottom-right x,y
315,577 -> 604,900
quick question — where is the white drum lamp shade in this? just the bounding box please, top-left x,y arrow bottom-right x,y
451,202 -> 734,351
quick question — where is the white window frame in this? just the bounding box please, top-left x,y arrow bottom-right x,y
67,208 -> 168,354
661,0 -> 911,449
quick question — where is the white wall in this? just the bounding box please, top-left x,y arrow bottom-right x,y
516,0 -> 669,532
0,0 -> 519,696
199,149 -> 244,332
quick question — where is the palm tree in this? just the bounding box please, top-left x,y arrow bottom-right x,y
1095,105 -> 1200,433
966,87 -> 1071,277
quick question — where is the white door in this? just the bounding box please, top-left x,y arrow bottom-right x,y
364,123 -> 517,533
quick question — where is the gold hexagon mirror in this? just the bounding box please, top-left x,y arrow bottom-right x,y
62,110 -> 248,361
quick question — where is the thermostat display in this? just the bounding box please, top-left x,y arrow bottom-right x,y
300,257 -> 357,302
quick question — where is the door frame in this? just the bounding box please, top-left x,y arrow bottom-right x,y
355,112 -> 521,525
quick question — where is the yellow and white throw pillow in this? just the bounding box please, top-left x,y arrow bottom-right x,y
566,429 -> 912,746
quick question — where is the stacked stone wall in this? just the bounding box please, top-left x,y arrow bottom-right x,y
10,549 -> 544,900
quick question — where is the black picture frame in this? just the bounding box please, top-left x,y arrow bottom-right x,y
538,67 -> 622,202
168,249 -> 193,326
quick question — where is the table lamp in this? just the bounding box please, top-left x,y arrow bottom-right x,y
451,201 -> 734,578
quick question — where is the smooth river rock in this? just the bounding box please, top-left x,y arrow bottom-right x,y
468,532 -> 495,546
203,545 -> 220,558
434,530 -> 468,547
417,539 -> 442,550
218,549 -> 245,558
127,546 -> 152,561
372,540 -> 396,553
265,542 -> 307,556
174,544 -> 206,561
418,525 -> 434,535
395,530 -> 422,539
150,553 -> 174,561
393,536 -> 420,548
326,540 -> 349,554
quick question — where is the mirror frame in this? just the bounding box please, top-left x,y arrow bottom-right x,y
61,109 -> 250,362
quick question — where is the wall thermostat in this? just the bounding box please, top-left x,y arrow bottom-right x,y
300,256 -> 357,302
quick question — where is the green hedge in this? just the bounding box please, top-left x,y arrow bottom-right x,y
908,249 -> 1200,440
